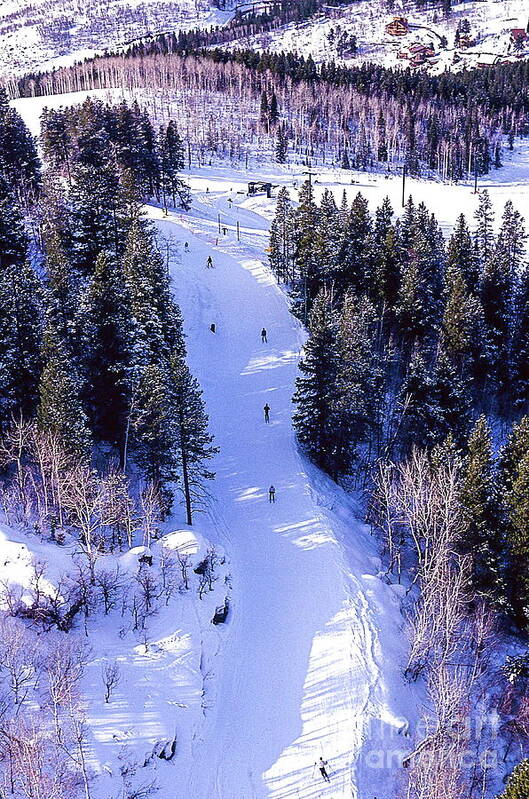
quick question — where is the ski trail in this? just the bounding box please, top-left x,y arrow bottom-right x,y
149,196 -> 413,799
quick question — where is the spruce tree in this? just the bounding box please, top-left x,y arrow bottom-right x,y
122,220 -> 185,368
275,125 -> 288,164
169,351 -> 217,525
337,192 -> 373,296
44,228 -> 79,348
269,187 -> 295,282
0,262 -> 43,430
500,417 -> 529,624
314,189 -> 342,284
293,180 -> 320,318
448,213 -> 479,294
37,322 -> 91,458
129,363 -> 176,513
512,267 -> 529,409
473,189 -> 495,267
76,251 -> 133,448
331,294 -> 380,477
0,174 -> 28,271
499,760 -> 529,799
460,415 -> 504,600
396,346 -> 435,456
159,121 -> 190,210
293,290 -> 338,470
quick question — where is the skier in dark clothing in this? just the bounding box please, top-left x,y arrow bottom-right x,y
206,255 -> 214,268
184,241 -> 189,252
261,328 -> 267,343
268,485 -> 275,503
264,404 -> 270,423
318,758 -> 331,783
210,323 -> 216,333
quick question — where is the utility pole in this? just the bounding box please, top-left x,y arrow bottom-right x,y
236,220 -> 240,241
217,213 -> 221,234
302,169 -> 317,188
401,163 -> 407,207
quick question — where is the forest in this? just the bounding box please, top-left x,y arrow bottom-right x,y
268,180 -> 529,797
8,41 -> 529,181
0,90 -> 216,539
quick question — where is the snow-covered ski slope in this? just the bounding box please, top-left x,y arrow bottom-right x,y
148,190 -> 415,799
11,90 -> 529,798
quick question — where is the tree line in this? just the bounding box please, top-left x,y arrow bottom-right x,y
0,91 -> 215,547
8,42 -> 529,180
267,182 -> 529,621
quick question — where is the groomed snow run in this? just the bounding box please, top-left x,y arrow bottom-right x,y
150,192 -> 416,799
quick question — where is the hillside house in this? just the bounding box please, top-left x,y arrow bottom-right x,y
386,17 -> 409,36
510,28 -> 528,46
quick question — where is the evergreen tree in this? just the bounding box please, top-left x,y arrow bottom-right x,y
269,92 -> 279,125
0,262 -> 43,430
460,415 -> 504,599
275,125 -> 288,164
41,107 -> 74,184
441,264 -> 484,378
269,187 -> 295,282
159,121 -> 190,210
331,294 -> 380,476
122,220 -> 185,369
396,346 -> 435,456
0,174 -> 28,271
474,189 -> 495,267
130,363 -> 176,513
43,228 -> 79,348
500,417 -> 529,624
293,291 -> 338,470
480,235 -> 513,393
0,89 -> 41,199
293,180 -> 320,318
76,251 -> 133,448
169,350 -> 217,525
512,267 -> 529,409
37,322 -> 91,458
430,348 -> 471,447
372,197 -> 399,312
337,192 -> 373,295
448,213 -> 479,294
314,189 -> 342,284
499,760 -> 529,799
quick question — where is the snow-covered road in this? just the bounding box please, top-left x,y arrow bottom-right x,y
151,192 -> 414,799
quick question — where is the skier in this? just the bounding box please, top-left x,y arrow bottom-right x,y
261,327 -> 268,343
210,323 -> 216,333
263,403 -> 270,423
318,758 -> 331,783
184,241 -> 189,252
206,255 -> 214,268
268,485 -> 275,503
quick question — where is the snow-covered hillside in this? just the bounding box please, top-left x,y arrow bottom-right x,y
2,0 -> 529,79
226,0 -> 529,74
0,0 -> 230,77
